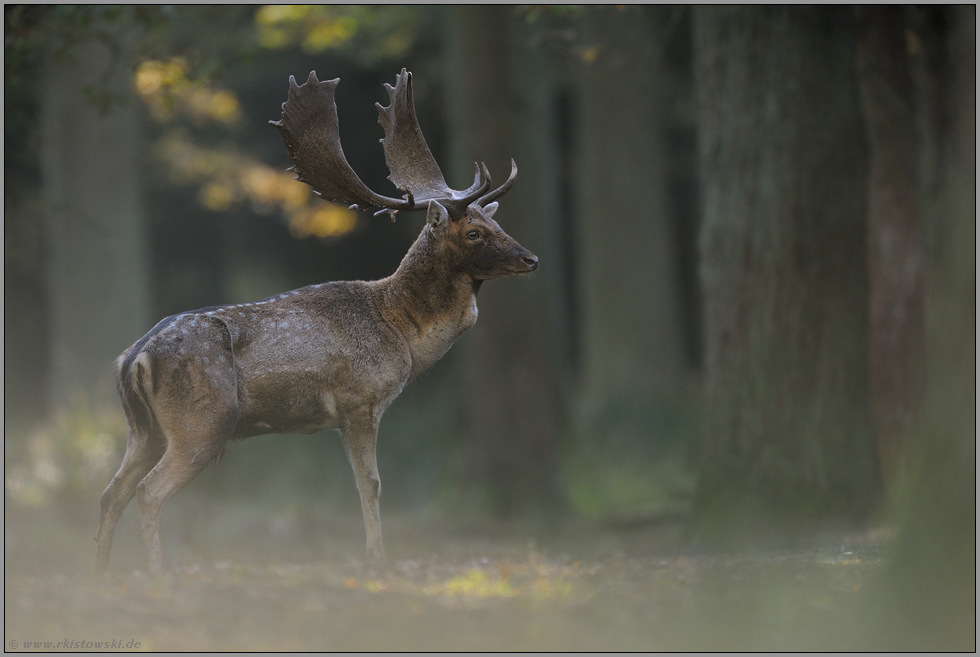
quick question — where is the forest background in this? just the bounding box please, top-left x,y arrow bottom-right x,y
4,5 -> 974,650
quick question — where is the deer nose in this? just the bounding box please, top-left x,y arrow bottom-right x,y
523,254 -> 539,270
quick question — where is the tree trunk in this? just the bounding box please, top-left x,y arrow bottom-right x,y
444,6 -> 564,516
41,29 -> 150,406
878,6 -> 975,650
575,6 -> 690,409
692,7 -> 878,536
855,6 -> 925,491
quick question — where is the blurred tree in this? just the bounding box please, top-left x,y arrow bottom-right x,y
575,6 -> 690,407
877,5 -> 975,650
40,10 -> 151,404
855,5 -> 925,492
5,6 -> 51,429
444,6 -> 564,516
558,5 -> 703,518
692,7 -> 878,537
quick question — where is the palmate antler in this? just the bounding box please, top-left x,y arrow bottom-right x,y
271,69 -> 516,220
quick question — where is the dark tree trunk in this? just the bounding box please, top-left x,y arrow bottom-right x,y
692,7 -> 878,536
855,6 -> 926,491
444,6 -> 564,516
41,28 -> 150,406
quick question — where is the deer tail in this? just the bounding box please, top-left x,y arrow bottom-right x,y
115,349 -> 161,446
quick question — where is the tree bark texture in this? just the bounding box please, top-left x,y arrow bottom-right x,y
693,7 -> 878,531
444,6 -> 563,516
41,31 -> 150,406
855,6 -> 926,490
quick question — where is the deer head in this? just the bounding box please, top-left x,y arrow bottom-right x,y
422,199 -> 538,280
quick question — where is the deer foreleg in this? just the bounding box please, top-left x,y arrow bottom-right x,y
342,416 -> 385,564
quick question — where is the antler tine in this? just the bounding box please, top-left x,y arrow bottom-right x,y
425,163 -> 488,218
377,69 -> 455,205
459,163 -> 486,197
476,159 -> 519,207
272,70 -> 411,213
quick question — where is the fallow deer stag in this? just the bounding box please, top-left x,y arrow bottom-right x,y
96,69 -> 537,574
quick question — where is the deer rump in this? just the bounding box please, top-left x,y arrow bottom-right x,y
96,69 -> 535,575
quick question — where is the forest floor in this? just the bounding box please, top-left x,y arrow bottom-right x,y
4,504 -> 898,651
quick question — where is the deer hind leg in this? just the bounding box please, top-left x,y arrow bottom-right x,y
135,435 -> 226,576
133,322 -> 239,575
134,391 -> 236,574
342,413 -> 385,564
96,429 -> 165,573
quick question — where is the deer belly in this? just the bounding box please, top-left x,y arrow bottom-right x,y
236,382 -> 341,436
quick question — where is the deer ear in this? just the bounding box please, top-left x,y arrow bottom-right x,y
483,201 -> 499,218
426,200 -> 449,238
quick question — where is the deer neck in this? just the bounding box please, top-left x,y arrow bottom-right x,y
374,228 -> 479,377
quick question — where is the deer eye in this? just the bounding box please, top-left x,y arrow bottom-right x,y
466,230 -> 480,241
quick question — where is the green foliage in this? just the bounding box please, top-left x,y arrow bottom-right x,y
518,5 -> 585,23
254,5 -> 431,65
5,6 -> 257,114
